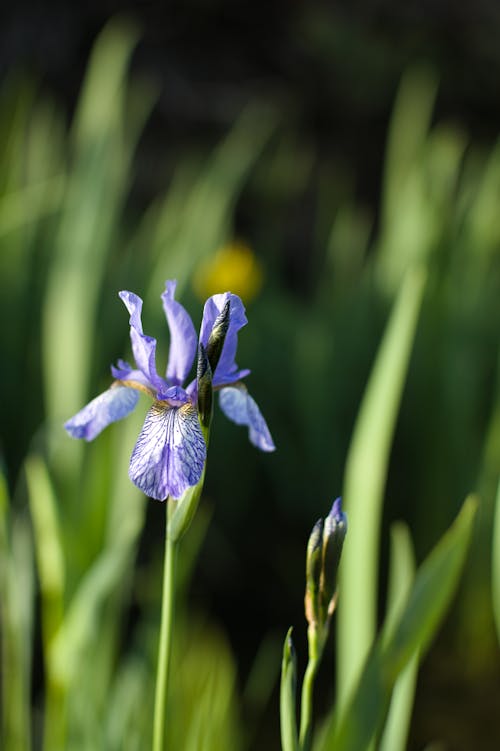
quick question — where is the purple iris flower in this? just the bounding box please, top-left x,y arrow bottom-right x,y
65,280 -> 275,500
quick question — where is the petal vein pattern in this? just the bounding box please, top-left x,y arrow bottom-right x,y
64,386 -> 139,441
129,401 -> 206,500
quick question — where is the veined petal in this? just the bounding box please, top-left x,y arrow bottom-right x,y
129,401 -> 206,500
119,291 -> 166,393
199,293 -> 248,387
219,385 -> 275,452
64,386 -> 139,441
161,280 -> 197,385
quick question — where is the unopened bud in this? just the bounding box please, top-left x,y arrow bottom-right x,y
197,343 -> 213,430
305,519 -> 323,626
321,497 -> 347,614
206,299 -> 231,373
304,497 -> 347,630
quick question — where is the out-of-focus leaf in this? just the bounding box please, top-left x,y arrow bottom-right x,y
379,523 -> 418,751
42,19 -> 145,428
0,468 -> 34,751
25,455 -> 65,644
492,477 -> 500,642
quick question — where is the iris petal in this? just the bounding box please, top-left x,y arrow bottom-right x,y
161,280 -> 198,385
111,360 -> 155,391
219,385 -> 275,452
199,293 -> 248,387
64,386 -> 139,441
129,401 -> 206,500
119,291 -> 166,393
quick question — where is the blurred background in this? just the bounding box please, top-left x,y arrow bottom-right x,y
1,2 -> 499,750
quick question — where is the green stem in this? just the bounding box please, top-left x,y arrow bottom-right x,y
152,500 -> 178,751
299,654 -> 320,751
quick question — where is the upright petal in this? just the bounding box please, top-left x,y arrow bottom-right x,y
219,385 -> 275,452
161,280 -> 197,385
64,386 -> 139,441
199,292 -> 248,387
129,401 -> 206,500
119,291 -> 166,393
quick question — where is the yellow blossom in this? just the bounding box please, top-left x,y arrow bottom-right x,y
192,240 -> 263,303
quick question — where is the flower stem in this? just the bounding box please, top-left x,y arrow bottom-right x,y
152,500 -> 178,751
298,653 -> 319,751
299,623 -> 326,751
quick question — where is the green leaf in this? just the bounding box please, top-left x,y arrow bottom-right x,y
336,267 -> 427,710
168,466 -> 207,543
25,455 -> 65,645
317,497 -> 477,751
379,523 -> 418,751
280,627 -> 299,751
0,469 -> 34,751
491,477 -> 500,643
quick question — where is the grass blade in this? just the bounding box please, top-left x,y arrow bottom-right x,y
336,267 -> 426,710
492,477 -> 500,642
379,523 -> 418,751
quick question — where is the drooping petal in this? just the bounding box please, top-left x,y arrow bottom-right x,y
119,291 -> 166,393
219,385 -> 275,452
161,280 -> 197,386
64,386 -> 139,441
129,401 -> 206,500
199,292 -> 249,387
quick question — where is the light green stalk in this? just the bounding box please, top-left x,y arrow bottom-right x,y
152,500 -> 178,751
299,626 -> 324,751
280,628 -> 299,751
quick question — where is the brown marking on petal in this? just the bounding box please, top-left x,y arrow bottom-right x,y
114,379 -> 156,399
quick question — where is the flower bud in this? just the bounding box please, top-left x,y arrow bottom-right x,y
197,343 -> 213,431
304,497 -> 347,630
321,497 -> 347,615
305,519 -> 323,626
206,299 -> 231,373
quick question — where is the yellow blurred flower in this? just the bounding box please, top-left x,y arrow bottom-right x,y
192,240 -> 263,303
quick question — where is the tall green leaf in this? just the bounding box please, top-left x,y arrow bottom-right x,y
379,523 -> 418,751
336,267 -> 426,710
492,477 -> 500,642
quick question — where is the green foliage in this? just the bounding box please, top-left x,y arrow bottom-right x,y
492,478 -> 500,643
280,628 -> 299,751
379,524 -> 418,751
316,498 -> 477,751
337,267 -> 426,709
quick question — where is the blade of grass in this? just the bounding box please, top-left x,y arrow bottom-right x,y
25,455 -> 66,751
336,266 -> 426,711
379,523 -> 418,751
492,477 -> 500,642
0,468 -> 34,751
280,628 -> 299,751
